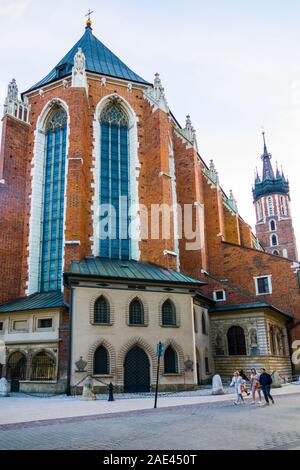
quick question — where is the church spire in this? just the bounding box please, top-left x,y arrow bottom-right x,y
261,130 -> 275,181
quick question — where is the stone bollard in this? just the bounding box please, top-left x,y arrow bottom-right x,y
271,371 -> 282,388
81,376 -> 97,401
212,374 -> 225,395
0,378 -> 10,397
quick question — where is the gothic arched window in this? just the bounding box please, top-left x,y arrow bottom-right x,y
162,300 -> 176,326
94,296 -> 110,324
227,326 -> 246,356
164,346 -> 178,374
129,298 -> 144,325
267,196 -> 274,216
94,346 -> 109,375
271,234 -> 278,246
281,196 -> 288,216
40,107 -> 67,292
269,219 -> 276,232
99,101 -> 130,259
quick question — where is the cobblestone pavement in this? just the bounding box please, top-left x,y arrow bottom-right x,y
0,393 -> 300,450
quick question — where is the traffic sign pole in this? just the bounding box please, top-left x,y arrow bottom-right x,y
154,354 -> 161,409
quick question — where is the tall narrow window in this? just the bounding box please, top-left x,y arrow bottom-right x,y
267,196 -> 274,216
269,220 -> 276,231
281,196 -> 288,216
99,101 -> 130,259
129,298 -> 144,325
227,326 -> 246,355
94,346 -> 109,375
40,108 -> 67,292
164,346 -> 178,374
162,299 -> 176,326
94,296 -> 110,324
271,234 -> 278,246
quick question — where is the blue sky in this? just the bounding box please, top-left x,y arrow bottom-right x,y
0,0 -> 299,252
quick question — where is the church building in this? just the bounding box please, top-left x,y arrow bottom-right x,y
0,17 -> 299,394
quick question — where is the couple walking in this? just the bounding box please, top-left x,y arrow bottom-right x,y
230,368 -> 274,406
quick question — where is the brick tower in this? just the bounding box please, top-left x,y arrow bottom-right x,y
253,131 -> 298,260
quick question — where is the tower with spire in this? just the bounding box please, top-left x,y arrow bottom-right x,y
253,131 -> 298,260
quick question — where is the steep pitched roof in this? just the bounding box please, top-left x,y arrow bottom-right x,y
0,291 -> 66,313
65,257 -> 206,287
26,24 -> 150,93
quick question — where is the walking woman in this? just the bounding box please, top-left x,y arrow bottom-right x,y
250,367 -> 262,404
230,370 -> 245,405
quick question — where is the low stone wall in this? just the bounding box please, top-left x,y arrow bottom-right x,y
19,380 -> 67,394
214,355 -> 292,381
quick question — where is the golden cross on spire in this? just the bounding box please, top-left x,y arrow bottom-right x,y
85,9 -> 94,28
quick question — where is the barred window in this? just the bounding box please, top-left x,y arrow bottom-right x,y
162,300 -> 176,326
129,298 -> 144,325
94,296 -> 110,324
94,346 -> 109,375
164,346 -> 178,374
31,352 -> 55,381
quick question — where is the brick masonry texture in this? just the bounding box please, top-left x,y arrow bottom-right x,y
0,74 -> 299,361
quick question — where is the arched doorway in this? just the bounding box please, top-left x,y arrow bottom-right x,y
6,352 -> 27,392
124,346 -> 150,393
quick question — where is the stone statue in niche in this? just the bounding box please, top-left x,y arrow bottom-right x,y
74,47 -> 86,72
72,48 -> 88,91
215,332 -> 224,355
250,329 -> 258,347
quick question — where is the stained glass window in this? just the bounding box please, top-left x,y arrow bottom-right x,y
39,107 -> 67,292
99,101 -> 130,259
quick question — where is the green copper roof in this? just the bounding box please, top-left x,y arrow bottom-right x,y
209,302 -> 293,319
65,257 -> 206,286
0,291 -> 65,313
27,25 -> 150,93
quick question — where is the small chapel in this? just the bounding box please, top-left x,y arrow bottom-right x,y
0,16 -> 299,394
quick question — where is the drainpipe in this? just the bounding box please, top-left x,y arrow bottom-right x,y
66,284 -> 74,396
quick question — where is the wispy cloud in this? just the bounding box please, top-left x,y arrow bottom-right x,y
0,0 -> 32,18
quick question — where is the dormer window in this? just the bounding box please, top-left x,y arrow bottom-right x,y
56,64 -> 67,79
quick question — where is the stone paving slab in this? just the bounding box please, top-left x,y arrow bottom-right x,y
1,392 -> 300,450
0,383 -> 299,427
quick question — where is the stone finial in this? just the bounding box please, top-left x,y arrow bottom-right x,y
7,78 -> 18,101
229,189 -> 238,212
144,72 -> 169,113
207,159 -> 219,185
3,78 -> 30,123
72,48 -> 88,93
100,77 -> 107,87
183,115 -> 198,150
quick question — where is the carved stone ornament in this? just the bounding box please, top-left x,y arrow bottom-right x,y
75,356 -> 88,372
184,358 -> 193,372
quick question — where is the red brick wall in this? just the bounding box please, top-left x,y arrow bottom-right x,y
0,115 -> 29,303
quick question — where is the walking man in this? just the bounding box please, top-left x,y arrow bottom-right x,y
259,368 -> 274,406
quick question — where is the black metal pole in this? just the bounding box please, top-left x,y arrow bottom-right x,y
154,354 -> 161,409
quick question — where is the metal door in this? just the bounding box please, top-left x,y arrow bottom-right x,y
124,346 -> 150,393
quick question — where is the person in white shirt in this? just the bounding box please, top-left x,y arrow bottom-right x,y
230,370 -> 246,405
